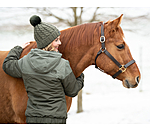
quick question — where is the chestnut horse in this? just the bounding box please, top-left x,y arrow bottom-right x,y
0,14 -> 140,123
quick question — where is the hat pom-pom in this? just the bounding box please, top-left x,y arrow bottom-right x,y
30,15 -> 41,27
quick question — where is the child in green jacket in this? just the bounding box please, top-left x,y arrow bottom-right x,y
2,15 -> 84,124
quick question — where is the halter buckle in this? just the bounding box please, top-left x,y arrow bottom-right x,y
100,36 -> 105,43
119,65 -> 126,73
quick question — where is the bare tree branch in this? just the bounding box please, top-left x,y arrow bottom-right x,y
71,7 -> 77,26
90,7 -> 100,22
32,7 -> 104,27
79,7 -> 83,24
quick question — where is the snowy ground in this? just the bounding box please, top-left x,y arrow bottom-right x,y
67,66 -> 150,124
0,7 -> 150,124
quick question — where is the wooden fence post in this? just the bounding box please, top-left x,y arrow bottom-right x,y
77,89 -> 83,113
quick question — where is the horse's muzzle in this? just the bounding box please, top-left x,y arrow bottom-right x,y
123,76 -> 140,88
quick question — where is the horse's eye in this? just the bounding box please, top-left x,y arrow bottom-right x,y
117,44 -> 124,49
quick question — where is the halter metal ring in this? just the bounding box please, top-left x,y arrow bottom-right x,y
119,65 -> 126,73
100,47 -> 106,53
100,36 -> 105,43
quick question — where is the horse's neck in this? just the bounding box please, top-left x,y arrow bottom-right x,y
60,23 -> 100,77
74,48 -> 95,77
60,43 -> 95,77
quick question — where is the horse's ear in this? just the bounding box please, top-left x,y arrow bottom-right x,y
111,14 -> 123,28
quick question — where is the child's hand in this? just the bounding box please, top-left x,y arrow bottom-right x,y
21,42 -> 30,49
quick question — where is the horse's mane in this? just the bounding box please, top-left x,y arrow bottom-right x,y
60,22 -> 102,51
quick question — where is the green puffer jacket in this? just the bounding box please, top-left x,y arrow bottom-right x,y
2,46 -> 84,124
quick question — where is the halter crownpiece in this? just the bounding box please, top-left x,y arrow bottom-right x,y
95,23 -> 135,79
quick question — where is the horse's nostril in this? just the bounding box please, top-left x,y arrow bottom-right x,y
136,76 -> 140,84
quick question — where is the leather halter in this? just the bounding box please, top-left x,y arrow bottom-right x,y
95,23 -> 135,79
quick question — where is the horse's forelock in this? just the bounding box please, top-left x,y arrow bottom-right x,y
105,22 -> 125,39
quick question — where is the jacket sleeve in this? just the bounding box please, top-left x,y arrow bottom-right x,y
61,61 -> 84,97
2,46 -> 23,78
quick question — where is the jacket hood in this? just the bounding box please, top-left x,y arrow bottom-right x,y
27,49 -> 62,74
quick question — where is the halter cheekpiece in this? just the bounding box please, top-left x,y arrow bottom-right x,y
95,23 -> 135,79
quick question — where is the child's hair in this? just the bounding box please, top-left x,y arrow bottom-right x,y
42,43 -> 55,51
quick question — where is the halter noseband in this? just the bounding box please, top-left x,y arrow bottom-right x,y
95,23 -> 135,79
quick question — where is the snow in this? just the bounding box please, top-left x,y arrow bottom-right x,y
0,7 -> 150,124
67,66 -> 150,124
68,91 -> 150,124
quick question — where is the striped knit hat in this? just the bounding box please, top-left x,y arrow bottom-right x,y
30,15 -> 61,49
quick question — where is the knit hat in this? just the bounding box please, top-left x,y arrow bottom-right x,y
30,15 -> 61,49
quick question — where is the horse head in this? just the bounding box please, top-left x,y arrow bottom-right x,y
95,14 -> 141,88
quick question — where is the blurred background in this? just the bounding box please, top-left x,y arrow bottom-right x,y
0,7 -> 150,124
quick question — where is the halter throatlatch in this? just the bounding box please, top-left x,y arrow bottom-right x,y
95,23 -> 135,79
